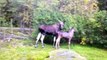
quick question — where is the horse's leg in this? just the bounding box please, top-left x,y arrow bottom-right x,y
55,36 -> 61,49
58,39 -> 61,48
35,33 -> 42,48
41,34 -> 45,48
53,36 -> 56,47
68,38 -> 71,49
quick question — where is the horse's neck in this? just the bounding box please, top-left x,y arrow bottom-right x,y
69,29 -> 75,34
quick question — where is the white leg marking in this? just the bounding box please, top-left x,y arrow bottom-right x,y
41,34 -> 45,48
68,39 -> 71,49
53,36 -> 56,47
55,36 -> 61,49
35,33 -> 42,47
58,40 -> 60,48
36,33 -> 42,40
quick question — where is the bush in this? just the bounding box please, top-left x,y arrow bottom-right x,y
0,17 -> 10,27
83,11 -> 107,48
32,9 -> 87,44
32,8 -> 107,48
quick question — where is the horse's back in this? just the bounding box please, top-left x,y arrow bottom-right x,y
39,24 -> 57,35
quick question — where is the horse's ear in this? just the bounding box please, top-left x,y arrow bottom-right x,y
58,20 -> 65,24
72,27 -> 74,28
69,27 -> 72,29
58,20 -> 61,22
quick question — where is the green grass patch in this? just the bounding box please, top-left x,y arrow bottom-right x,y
0,39 -> 54,60
74,45 -> 107,60
61,43 -> 107,60
0,39 -> 107,60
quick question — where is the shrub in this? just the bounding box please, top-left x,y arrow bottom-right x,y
32,9 -> 87,44
83,11 -> 107,48
32,8 -> 107,48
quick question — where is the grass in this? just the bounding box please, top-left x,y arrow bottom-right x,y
0,39 -> 54,60
0,39 -> 107,60
61,43 -> 107,60
73,45 -> 107,60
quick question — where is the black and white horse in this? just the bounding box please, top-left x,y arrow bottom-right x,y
35,21 -> 64,48
55,27 -> 75,49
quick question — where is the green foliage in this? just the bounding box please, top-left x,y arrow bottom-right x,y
82,10 -> 107,47
0,17 -> 10,27
0,0 -> 107,48
93,11 -> 107,46
33,8 -> 107,48
0,0 -> 16,27
95,11 -> 107,30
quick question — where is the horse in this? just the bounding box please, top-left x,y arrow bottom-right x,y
55,27 -> 75,49
35,20 -> 64,48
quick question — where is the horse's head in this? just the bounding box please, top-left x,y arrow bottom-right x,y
58,20 -> 64,30
69,27 -> 76,32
